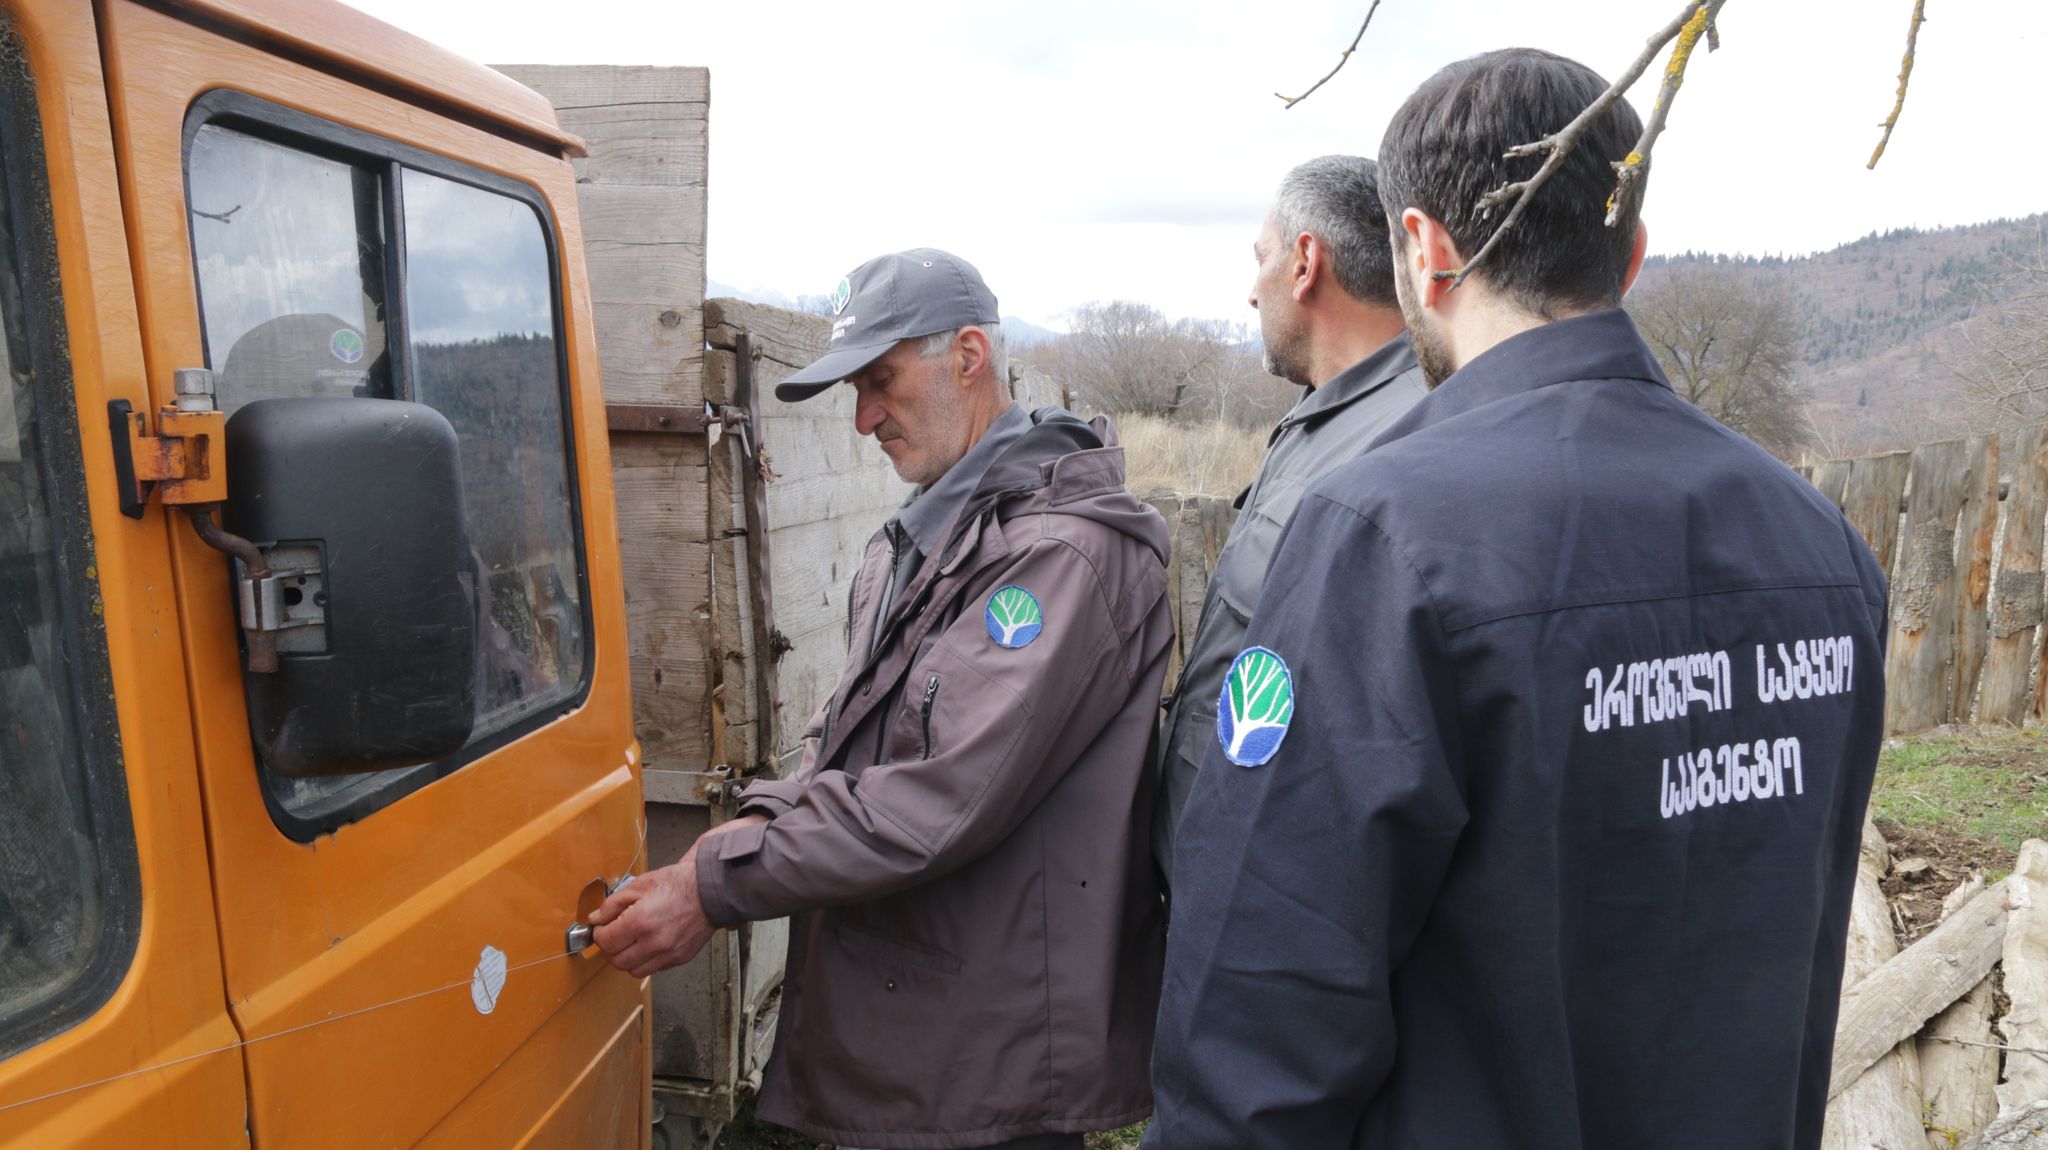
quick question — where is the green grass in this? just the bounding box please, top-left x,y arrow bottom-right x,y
1869,726 -> 2048,874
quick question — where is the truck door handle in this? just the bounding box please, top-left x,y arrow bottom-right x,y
566,872 -> 634,955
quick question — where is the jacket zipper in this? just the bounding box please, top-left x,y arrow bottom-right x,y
919,674 -> 940,760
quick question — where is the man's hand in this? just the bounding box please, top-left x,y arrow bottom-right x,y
590,848 -> 715,977
587,815 -> 767,978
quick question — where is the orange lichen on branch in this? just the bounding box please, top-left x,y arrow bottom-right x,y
1868,0 -> 1927,169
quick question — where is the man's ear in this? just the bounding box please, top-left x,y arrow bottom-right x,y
1620,220 -> 1650,298
954,326 -> 994,385
1291,231 -> 1319,304
1401,208 -> 1465,309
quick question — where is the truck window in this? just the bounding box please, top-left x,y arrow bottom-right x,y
0,46 -> 138,1058
184,105 -> 589,834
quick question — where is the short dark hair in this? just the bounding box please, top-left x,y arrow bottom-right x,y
1273,155 -> 1398,307
1378,48 -> 1645,315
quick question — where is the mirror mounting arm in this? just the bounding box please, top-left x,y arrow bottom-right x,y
187,505 -> 279,673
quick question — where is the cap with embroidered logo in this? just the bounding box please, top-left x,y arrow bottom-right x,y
776,248 -> 1000,402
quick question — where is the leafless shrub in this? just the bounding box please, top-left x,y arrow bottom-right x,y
1030,301 -> 1294,429
1628,265 -> 1809,457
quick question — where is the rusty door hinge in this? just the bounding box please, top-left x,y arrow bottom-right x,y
108,398 -> 226,518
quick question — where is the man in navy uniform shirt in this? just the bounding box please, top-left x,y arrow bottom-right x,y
1147,48 -> 1888,1150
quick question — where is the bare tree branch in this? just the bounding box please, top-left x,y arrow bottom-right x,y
1275,0 -> 1383,110
1439,0 -> 1726,289
1867,0 -> 1927,169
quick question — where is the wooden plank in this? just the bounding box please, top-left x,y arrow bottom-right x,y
1998,839 -> 2048,1116
705,298 -> 831,370
611,436 -> 712,771
1954,437 -> 2001,722
1842,450 -> 1912,576
494,63 -> 708,110
1887,440 -> 1972,735
1828,876 -> 2010,1098
589,301 -> 703,405
1918,876 -> 2001,1150
1824,822 -> 1928,1149
1812,457 -> 1854,510
1983,428 -> 2048,724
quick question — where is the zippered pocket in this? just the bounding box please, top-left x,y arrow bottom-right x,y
919,674 -> 940,760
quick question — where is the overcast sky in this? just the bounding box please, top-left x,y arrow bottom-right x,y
345,0 -> 2043,329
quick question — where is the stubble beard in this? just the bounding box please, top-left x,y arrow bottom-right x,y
1395,268 -> 1458,390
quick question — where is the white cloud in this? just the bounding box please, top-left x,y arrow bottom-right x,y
345,0 -> 2044,327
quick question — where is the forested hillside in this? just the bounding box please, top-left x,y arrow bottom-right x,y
1635,214 -> 2047,456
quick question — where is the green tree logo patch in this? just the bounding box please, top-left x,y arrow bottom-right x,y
985,586 -> 1043,649
1218,646 -> 1294,766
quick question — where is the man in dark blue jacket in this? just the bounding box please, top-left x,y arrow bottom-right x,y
1147,48 -> 1887,1150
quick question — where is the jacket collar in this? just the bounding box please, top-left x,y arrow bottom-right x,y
894,402 -> 1033,559
1275,331 -> 1420,441
1365,309 -> 1668,451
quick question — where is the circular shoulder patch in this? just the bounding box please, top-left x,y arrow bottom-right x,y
985,585 -> 1043,649
1218,646 -> 1295,767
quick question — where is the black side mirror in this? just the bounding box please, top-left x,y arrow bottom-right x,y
225,397 -> 476,776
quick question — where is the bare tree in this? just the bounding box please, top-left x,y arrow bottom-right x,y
1957,247 -> 2048,430
1030,301 -> 1292,427
1628,266 -> 1809,457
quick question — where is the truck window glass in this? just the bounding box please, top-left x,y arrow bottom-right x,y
184,118 -> 588,830
0,72 -> 135,1054
403,169 -> 584,730
187,125 -> 390,409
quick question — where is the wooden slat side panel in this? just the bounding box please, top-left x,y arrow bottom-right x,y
1952,437 -> 2000,722
1985,428 -> 2048,723
610,436 -> 713,770
498,65 -> 707,410
1886,440 -> 1970,735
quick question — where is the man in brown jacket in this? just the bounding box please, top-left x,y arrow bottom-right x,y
592,249 -> 1174,1150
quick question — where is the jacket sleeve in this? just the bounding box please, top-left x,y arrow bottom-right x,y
1145,493 -> 1470,1149
694,534 -> 1144,926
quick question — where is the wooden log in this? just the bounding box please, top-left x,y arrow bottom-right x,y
1955,437 -> 2001,722
1888,440 -> 1973,734
1813,457 -> 1855,510
1826,821 -> 1929,1148
1968,1102 -> 2048,1148
1919,875 -> 2003,1150
1843,450 -> 1914,581
1999,840 -> 2048,1116
1984,428 -> 2048,724
1830,876 -> 2011,1098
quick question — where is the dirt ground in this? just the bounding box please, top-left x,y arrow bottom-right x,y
1871,724 -> 2047,943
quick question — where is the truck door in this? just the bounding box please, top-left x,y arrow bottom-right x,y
0,0 -> 247,1143
95,2 -> 647,1146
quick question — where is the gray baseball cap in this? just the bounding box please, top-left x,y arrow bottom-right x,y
776,248 -> 1000,402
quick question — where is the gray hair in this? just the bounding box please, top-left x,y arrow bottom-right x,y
918,322 -> 1008,382
1272,155 -> 1399,307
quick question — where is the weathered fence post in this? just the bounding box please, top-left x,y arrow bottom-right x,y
1887,440 -> 1972,734
1983,428 -> 2048,723
1953,438 -> 2000,721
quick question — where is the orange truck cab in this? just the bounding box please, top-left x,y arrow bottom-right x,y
0,0 -> 652,1144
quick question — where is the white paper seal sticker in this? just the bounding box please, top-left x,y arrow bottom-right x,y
470,944 -> 508,1015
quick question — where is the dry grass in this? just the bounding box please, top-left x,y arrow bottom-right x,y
1116,414 -> 1268,499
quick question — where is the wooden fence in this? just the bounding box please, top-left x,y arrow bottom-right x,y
1148,429 -> 2048,737
1806,428 -> 2048,734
